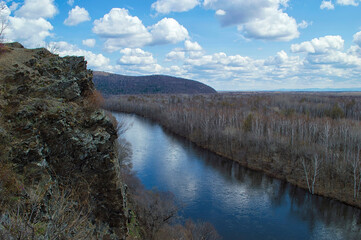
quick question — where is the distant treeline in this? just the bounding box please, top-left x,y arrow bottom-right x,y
104,92 -> 361,208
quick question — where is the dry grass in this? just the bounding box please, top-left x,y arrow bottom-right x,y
0,168 -> 96,240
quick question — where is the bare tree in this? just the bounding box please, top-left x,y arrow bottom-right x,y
301,154 -> 322,194
0,2 -> 9,42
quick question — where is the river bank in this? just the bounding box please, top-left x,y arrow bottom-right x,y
104,93 -> 361,209
114,112 -> 361,240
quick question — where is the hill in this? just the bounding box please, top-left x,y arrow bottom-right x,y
93,71 -> 217,95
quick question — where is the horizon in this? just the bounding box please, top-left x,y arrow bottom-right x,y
1,0 -> 361,91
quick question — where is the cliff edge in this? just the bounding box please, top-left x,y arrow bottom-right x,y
0,43 -> 127,239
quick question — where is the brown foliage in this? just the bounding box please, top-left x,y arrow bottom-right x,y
85,90 -> 105,109
0,43 -> 10,55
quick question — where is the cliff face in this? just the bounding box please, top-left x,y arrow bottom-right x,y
0,43 -> 127,238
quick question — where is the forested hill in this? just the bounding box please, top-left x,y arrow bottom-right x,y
93,71 -> 217,95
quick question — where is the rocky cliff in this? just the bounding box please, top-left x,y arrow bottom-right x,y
0,43 -> 127,239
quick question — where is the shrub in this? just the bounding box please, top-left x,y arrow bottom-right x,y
86,90 -> 105,109
0,182 -> 96,240
0,43 -> 10,55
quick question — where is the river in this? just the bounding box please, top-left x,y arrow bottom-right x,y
114,112 -> 361,240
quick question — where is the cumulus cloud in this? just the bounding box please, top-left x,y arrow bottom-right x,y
64,6 -> 90,26
116,48 -> 163,74
93,8 -> 149,38
203,0 -> 299,41
118,48 -> 157,65
166,40 -> 203,61
15,0 -> 57,19
184,40 -> 202,51
1,1 -> 54,47
93,8 -> 189,51
5,17 -> 53,47
82,38 -> 96,48
160,32 -> 361,90
166,50 -> 185,61
353,31 -> 361,47
151,0 -> 200,14
47,41 -> 110,69
67,0 -> 74,6
320,0 -> 335,9
93,8 -> 151,50
149,18 -> 189,45
291,35 -> 344,54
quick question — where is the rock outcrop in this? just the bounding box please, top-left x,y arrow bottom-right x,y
0,43 -> 127,238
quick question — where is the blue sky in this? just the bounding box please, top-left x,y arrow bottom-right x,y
1,0 -> 361,90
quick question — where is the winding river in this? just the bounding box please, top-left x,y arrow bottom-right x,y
114,112 -> 361,240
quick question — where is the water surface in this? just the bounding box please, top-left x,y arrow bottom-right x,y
114,112 -> 361,240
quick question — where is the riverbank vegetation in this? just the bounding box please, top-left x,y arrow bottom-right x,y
104,92 -> 361,208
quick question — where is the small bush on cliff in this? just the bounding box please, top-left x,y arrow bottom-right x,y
0,43 -> 10,55
0,162 -> 22,206
0,181 -> 96,240
85,90 -> 105,109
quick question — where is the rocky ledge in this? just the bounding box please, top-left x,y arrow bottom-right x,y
0,43 -> 127,238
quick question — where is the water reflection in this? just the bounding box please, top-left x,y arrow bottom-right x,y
114,112 -> 361,240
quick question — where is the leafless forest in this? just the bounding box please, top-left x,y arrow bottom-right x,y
105,92 -> 361,208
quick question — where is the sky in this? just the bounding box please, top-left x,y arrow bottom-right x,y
1,0 -> 361,91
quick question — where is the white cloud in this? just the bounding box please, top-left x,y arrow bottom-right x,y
238,9 -> 299,41
151,0 -> 200,14
336,0 -> 360,6
0,2 -> 11,19
306,50 -> 361,68
203,0 -> 299,41
166,50 -> 185,61
291,35 -> 344,54
159,32 -> 361,90
93,8 -> 152,50
93,8 -> 189,51
116,48 -> 163,74
118,48 -> 157,65
93,8 -> 149,38
4,16 -> 53,47
9,2 -> 19,11
149,18 -> 189,45
184,40 -> 202,51
47,41 -> 110,69
215,9 -> 226,16
320,0 -> 335,9
67,0 -> 74,6
15,0 -> 57,19
298,20 -> 311,29
64,6 -> 90,26
82,38 -> 96,48
322,0 -> 361,9
353,31 -> 361,47
1,1 -> 53,47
